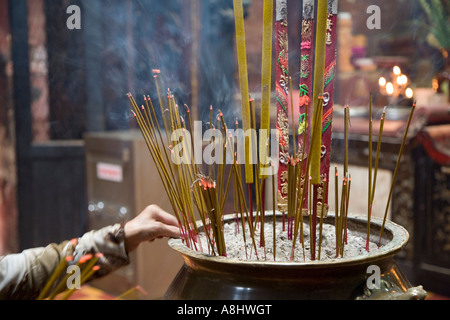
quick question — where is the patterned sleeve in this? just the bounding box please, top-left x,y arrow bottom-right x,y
0,223 -> 130,300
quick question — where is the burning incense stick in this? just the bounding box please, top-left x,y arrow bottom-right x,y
47,254 -> 92,300
344,174 -> 352,245
115,286 -> 149,300
318,178 -> 328,260
290,96 -> 322,261
368,94 -> 373,249
367,106 -> 386,250
334,165 -> 339,257
37,239 -> 77,300
272,161 -> 277,261
379,102 -> 416,247
37,256 -> 73,300
338,177 -> 347,257
60,265 -> 101,301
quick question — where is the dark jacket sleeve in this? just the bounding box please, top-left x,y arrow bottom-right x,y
0,223 -> 130,300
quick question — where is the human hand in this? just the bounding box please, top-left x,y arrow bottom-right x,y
124,205 -> 181,253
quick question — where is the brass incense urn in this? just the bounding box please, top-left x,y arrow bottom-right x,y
164,213 -> 427,300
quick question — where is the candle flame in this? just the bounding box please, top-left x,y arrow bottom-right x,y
386,82 -> 394,95
405,88 -> 414,99
393,66 -> 401,76
399,75 -> 408,85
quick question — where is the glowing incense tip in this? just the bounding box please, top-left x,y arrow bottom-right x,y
70,239 -> 78,246
152,69 -> 161,74
135,286 -> 148,295
95,253 -> 104,258
92,266 -> 101,271
66,256 -> 74,262
79,254 -> 93,264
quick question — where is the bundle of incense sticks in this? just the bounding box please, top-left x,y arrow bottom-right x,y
37,242 -> 103,300
128,79 -> 259,258
127,1 -> 416,262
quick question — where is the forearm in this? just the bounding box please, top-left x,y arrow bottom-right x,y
0,223 -> 130,300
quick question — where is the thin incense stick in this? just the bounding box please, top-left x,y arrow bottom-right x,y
335,165 -> 339,258
60,265 -> 101,301
37,256 -> 72,300
345,174 -> 351,245
290,96 -> 322,261
367,107 -> 386,250
250,99 -> 261,232
367,94 -> 373,252
318,178 -> 328,260
344,106 -> 349,178
37,239 -> 77,300
339,177 -> 347,257
47,254 -> 92,300
379,103 -> 416,247
272,162 -> 276,261
115,286 -> 148,300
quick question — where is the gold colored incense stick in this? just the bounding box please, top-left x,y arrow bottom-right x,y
379,103 -> 416,246
259,0 -> 273,179
318,178 -> 328,260
368,95 -> 373,247
233,0 -> 253,184
310,1 -> 328,184
367,107 -> 386,250
47,254 -> 92,300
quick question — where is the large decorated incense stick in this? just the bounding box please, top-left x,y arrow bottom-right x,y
276,0 -> 290,216
318,0 -> 338,217
300,0 -> 338,261
298,0 -> 337,218
298,0 -> 315,218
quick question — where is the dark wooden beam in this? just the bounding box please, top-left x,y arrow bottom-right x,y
8,0 -> 33,250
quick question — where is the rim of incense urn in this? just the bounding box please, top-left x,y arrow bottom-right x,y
167,211 -> 409,269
